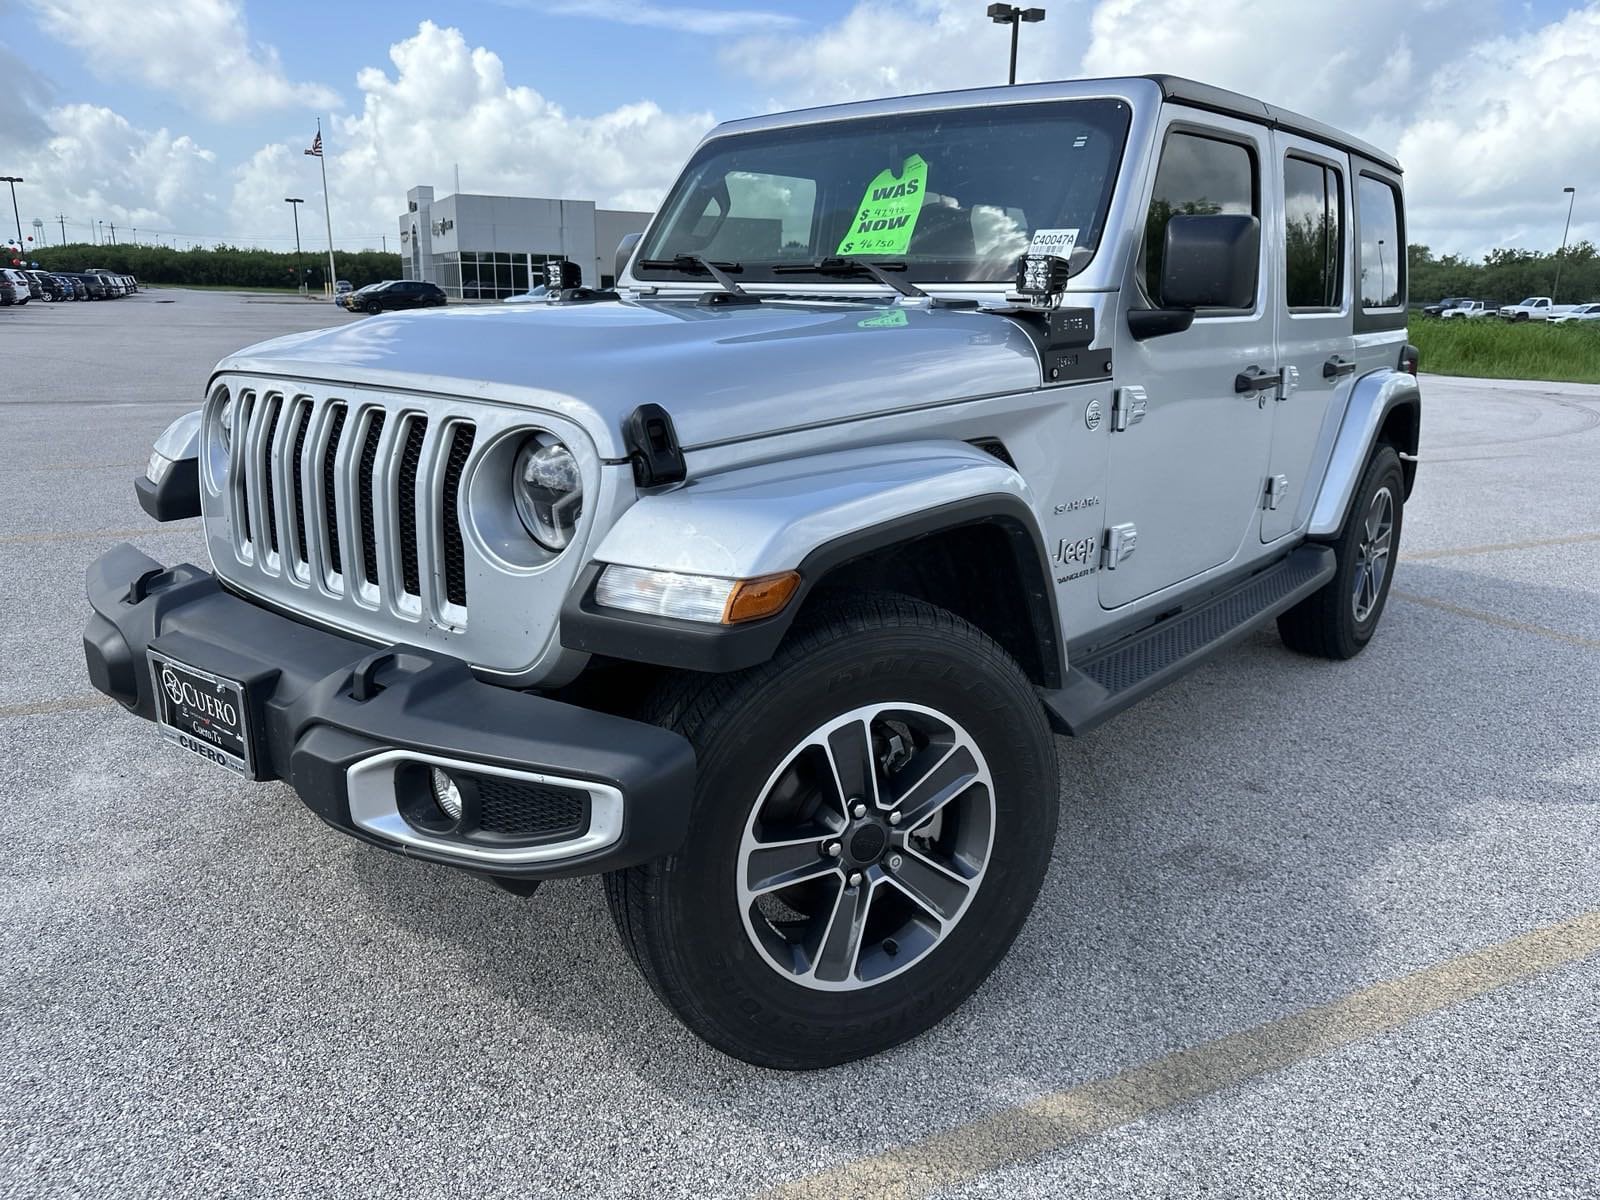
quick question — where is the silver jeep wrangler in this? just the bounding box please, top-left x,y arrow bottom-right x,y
85,74 -> 1419,1069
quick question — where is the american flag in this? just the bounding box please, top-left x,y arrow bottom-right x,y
304,132 -> 322,157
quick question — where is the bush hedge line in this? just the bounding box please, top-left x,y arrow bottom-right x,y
19,243 -> 404,290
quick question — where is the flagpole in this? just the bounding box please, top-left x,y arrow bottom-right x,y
317,117 -> 336,298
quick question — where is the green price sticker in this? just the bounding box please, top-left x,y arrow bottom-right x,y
836,154 -> 928,258
857,309 -> 909,329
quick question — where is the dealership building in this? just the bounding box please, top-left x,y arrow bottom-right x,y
398,185 -> 652,299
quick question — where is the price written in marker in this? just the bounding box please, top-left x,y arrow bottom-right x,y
836,155 -> 929,258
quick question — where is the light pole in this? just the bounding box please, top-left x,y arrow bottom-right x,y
285,197 -> 305,290
987,4 -> 1046,86
1377,238 -> 1387,305
1,176 -> 23,245
1553,185 -> 1577,301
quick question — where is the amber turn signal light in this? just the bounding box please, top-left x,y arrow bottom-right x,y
722,571 -> 801,624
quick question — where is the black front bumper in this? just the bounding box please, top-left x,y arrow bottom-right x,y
83,544 -> 696,879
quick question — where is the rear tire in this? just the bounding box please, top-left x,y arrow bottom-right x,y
1278,444 -> 1405,659
605,593 -> 1059,1069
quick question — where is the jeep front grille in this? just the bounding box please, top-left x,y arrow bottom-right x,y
227,388 -> 474,624
203,375 -> 608,682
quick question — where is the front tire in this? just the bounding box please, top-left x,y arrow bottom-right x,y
605,593 -> 1059,1069
1278,444 -> 1405,659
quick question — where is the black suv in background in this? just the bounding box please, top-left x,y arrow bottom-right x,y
351,279 -> 447,314
70,273 -> 110,299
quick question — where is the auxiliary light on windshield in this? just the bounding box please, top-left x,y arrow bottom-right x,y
1016,253 -> 1072,302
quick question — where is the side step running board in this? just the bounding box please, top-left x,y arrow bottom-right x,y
1039,544 -> 1335,736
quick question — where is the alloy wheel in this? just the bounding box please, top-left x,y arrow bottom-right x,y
1352,485 -> 1395,623
735,702 -> 995,992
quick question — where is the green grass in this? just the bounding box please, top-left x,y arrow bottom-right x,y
1409,315 -> 1600,385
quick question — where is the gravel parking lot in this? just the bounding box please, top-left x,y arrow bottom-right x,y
2,289 -> 1597,1199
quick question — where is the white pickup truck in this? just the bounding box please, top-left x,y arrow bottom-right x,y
1441,300 -> 1489,319
1498,296 -> 1577,321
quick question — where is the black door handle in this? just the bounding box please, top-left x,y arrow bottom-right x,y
1234,366 -> 1284,394
1323,355 -> 1358,379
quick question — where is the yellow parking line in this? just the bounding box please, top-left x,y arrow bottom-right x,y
0,525 -> 199,546
0,695 -> 114,719
757,912 -> 1600,1200
1392,590 -> 1600,650
1404,530 -> 1600,561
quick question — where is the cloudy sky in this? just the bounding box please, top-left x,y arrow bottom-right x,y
0,0 -> 1595,258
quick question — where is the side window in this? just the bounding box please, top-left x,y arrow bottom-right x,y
1357,175 -> 1403,308
1284,156 -> 1343,309
1144,131 -> 1257,306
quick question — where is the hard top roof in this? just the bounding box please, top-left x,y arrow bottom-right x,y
707,74 -> 1401,175
1145,75 -> 1401,173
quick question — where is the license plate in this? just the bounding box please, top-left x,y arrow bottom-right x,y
149,650 -> 255,777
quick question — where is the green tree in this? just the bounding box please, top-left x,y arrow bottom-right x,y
30,243 -> 403,290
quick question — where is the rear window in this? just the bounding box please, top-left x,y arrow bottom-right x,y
1284,156 -> 1344,309
1357,174 -> 1403,309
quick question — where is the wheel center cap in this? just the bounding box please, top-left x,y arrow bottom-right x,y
848,823 -> 888,864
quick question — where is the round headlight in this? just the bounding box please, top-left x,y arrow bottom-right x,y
512,433 -> 582,551
217,395 -> 235,453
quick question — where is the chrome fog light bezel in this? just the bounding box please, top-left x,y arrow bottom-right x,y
347,751 -> 624,866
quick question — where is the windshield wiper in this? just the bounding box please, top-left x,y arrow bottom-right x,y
635,254 -> 751,299
770,257 -> 927,299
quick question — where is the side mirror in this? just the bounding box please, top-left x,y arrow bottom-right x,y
1129,213 -> 1259,341
1160,213 -> 1259,310
615,232 -> 643,283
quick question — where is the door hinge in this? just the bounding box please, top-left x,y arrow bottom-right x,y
1279,365 -> 1300,400
1264,474 -> 1290,510
1102,522 -> 1138,568
1111,385 -> 1148,432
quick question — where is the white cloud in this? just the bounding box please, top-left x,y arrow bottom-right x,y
726,0 -> 1086,109
1397,5 -> 1600,254
505,0 -> 802,35
24,0 -> 338,120
730,0 -> 1599,258
6,102 -> 226,246
273,20 -> 714,240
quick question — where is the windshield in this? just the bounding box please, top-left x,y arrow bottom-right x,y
637,98 -> 1131,286
1518,297 -> 1543,306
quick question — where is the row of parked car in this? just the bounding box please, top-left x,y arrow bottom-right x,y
1420,295 -> 1600,323
1,266 -> 140,305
